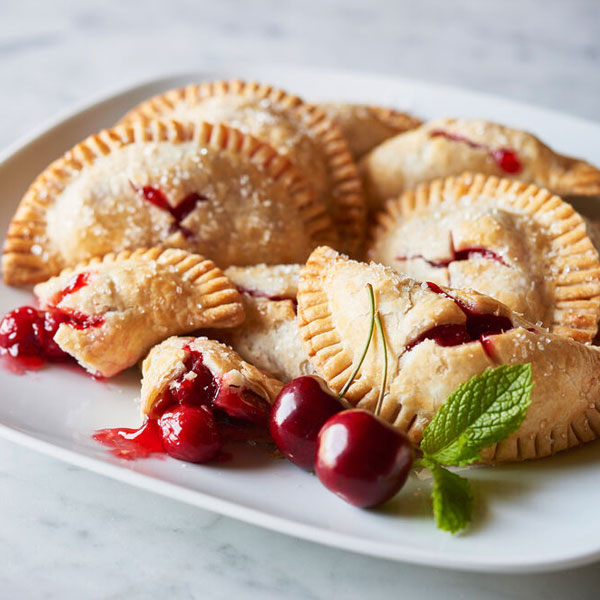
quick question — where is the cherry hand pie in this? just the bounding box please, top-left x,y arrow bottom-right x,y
369,173 -> 600,343
318,102 -> 421,159
120,80 -> 366,255
297,246 -> 600,463
3,119 -> 335,285
33,247 -> 244,377
360,117 -> 600,211
214,264 -> 313,381
140,335 -> 283,419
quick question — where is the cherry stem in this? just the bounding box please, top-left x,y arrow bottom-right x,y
339,283 -> 375,399
374,311 -> 388,418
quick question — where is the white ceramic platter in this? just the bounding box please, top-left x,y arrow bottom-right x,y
1,66 -> 600,574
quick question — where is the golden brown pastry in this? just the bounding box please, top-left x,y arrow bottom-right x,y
318,102 -> 421,159
297,246 -> 600,463
33,248 -> 244,377
368,174 -> 600,343
3,119 -> 335,285
213,264 -> 312,381
120,80 -> 366,256
360,118 -> 600,211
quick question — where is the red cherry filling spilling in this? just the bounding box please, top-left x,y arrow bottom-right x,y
405,282 -> 515,356
95,347 -> 271,464
93,418 -> 165,461
430,129 -> 522,174
0,270 -> 104,370
134,184 -> 207,239
397,246 -> 508,269
269,375 -> 344,471
315,409 -> 413,508
0,305 -> 103,369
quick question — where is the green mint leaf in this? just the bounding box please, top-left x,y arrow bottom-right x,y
423,458 -> 473,534
421,364 -> 533,466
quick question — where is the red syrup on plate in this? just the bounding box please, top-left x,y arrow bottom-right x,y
94,346 -> 272,464
93,418 -> 165,461
430,130 -> 522,174
405,282 -> 515,358
133,184 -> 207,239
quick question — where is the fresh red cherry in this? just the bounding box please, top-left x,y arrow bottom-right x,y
213,385 -> 270,426
159,405 -> 221,463
269,375 -> 344,471
315,409 -> 413,508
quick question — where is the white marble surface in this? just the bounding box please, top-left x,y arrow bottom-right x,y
1,0 -> 600,597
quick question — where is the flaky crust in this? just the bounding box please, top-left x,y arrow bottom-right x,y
215,294 -> 313,382
34,247 -> 244,377
318,102 -> 421,159
359,118 -> 600,211
120,80 -> 366,256
224,263 -> 300,299
297,246 -> 600,463
140,335 -> 283,417
3,119 -> 335,285
368,173 -> 600,343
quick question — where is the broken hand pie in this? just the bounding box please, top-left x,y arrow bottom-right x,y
120,79 -> 366,256
33,248 -> 244,377
297,246 -> 600,463
140,335 -> 283,420
3,119 -> 335,285
360,117 -> 600,210
318,102 -> 422,159
213,264 -> 314,381
369,173 -> 600,343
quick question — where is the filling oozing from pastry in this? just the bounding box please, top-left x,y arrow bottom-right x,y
405,282 -> 515,358
237,286 -> 298,311
149,344 -> 270,424
396,246 -> 508,269
0,271 -> 103,368
429,130 -> 522,174
132,184 -> 207,239
94,345 -> 271,462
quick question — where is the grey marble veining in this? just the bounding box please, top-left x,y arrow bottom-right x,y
1,1 -> 599,598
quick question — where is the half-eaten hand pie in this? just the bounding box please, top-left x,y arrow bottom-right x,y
318,102 -> 422,159
360,117 -> 600,211
368,173 -> 600,343
214,264 -> 313,381
3,119 -> 335,285
297,246 -> 600,463
33,247 -> 244,377
120,80 -> 366,256
140,335 -> 283,420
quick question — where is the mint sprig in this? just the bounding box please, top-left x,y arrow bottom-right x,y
420,457 -> 473,533
419,364 -> 533,533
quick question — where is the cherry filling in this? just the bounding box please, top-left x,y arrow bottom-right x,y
405,281 -> 514,357
95,346 -> 271,463
134,184 -> 207,239
0,306 -> 103,369
48,271 -> 93,306
397,246 -> 508,268
430,129 -> 522,174
0,272 -> 103,369
238,286 -> 298,311
93,418 -> 164,461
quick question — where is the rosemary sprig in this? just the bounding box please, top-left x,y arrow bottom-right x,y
338,283 -> 376,399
